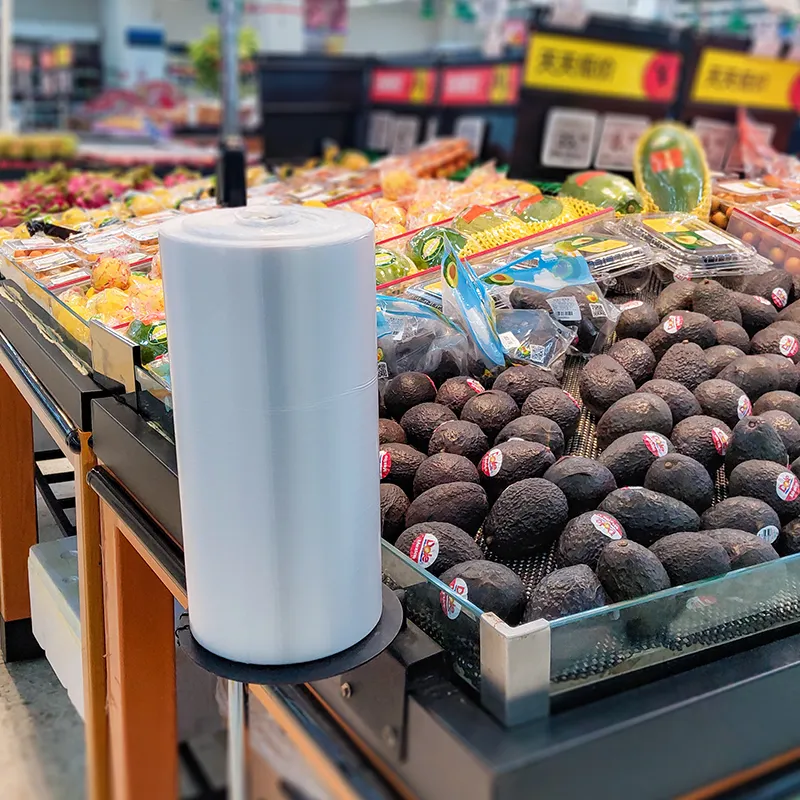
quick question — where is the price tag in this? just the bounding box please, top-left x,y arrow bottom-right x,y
424,116 -> 439,142
541,107 -> 598,169
692,117 -> 735,172
367,111 -> 394,151
594,113 -> 650,170
390,116 -> 420,155
454,116 -> 487,158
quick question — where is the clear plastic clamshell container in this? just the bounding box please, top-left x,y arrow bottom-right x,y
749,198 -> 800,237
623,213 -> 768,281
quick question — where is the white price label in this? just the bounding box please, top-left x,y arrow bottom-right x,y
541,108 -> 598,169
697,228 -> 731,245
454,116 -> 487,158
424,116 -> 439,143
594,113 -> 650,171
390,116 -> 420,155
367,111 -> 394,152
546,295 -> 582,321
692,118 -> 735,172
499,330 -> 522,349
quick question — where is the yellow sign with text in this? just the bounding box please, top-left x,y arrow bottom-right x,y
692,49 -> 800,111
524,33 -> 681,103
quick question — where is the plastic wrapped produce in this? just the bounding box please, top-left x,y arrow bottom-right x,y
454,205 -> 533,256
375,247 -> 416,285
560,171 -> 642,215
407,226 -> 467,270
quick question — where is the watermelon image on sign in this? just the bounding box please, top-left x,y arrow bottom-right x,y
559,171 -> 643,215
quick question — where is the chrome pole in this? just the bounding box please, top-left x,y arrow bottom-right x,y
227,679 -> 247,800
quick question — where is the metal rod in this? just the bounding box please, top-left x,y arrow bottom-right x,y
219,0 -> 240,142
227,680 -> 247,800
0,0 -> 12,133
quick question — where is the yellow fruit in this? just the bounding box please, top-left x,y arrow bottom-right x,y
128,194 -> 164,217
86,287 -> 131,321
60,207 -> 89,226
92,257 -> 131,291
11,224 -> 30,239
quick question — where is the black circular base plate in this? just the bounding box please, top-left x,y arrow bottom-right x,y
176,584 -> 403,684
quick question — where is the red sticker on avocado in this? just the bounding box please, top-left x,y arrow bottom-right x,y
737,395 -> 752,419
779,335 -> 799,357
618,300 -> 643,311
465,378 -> 485,394
440,577 -> 468,619
776,471 -> 800,501
757,525 -> 780,544
772,287 -> 788,308
590,513 -> 624,540
565,390 -> 581,409
379,450 -> 391,478
409,533 -> 439,568
427,375 -> 437,391
753,295 -> 773,306
663,314 -> 683,334
642,432 -> 669,457
711,427 -> 729,455
480,448 -> 503,477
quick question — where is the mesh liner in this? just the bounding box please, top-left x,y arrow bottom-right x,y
394,275 -> 800,697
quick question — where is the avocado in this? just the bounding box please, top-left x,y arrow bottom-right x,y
742,269 -> 794,310
762,355 -> 799,391
483,478 -> 569,559
725,417 -> 788,475
652,342 -> 711,390
750,324 -> 800,365
753,390 -> 800,422
380,484 -> 410,543
717,355 -> 782,400
556,510 -> 627,570
607,338 -> 656,386
705,345 -> 747,376
491,365 -> 559,407
394,522 -> 483,577
728,459 -> 800,522
378,381 -> 388,418
599,487 -> 700,546
508,285 -> 550,311
543,454 -> 614,512
703,529 -> 779,569
494,415 -> 565,457
759,410 -> 800,460
650,532 -> 731,584
435,376 -> 487,416
405,481 -> 489,535
615,300 -> 660,340
655,281 -> 696,319
400,402 -> 458,451
713,321 -> 750,352
637,379 -> 702,423
778,517 -> 800,555
521,387 -> 581,439
438,560 -> 526,624
380,443 -> 426,494
644,311 -> 716,359
384,372 -> 437,419
595,393 -> 673,450
578,354 -> 636,417
701,496 -> 781,537
693,379 -> 752,429
670,415 -> 731,473
546,286 -> 610,353
644,453 -> 715,512
479,440 -> 556,501
692,278 -> 743,325
427,420 -> 490,463
460,390 -> 520,441
379,418 -> 407,445
413,453 -> 480,497
522,565 -> 608,622
596,539 -> 671,601
598,430 -> 674,486
777,298 -> 800,322
732,291 -> 779,336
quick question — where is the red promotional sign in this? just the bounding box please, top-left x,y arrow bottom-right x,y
440,64 -> 521,105
369,68 -> 437,105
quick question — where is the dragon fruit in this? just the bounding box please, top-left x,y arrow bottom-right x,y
67,174 -> 126,209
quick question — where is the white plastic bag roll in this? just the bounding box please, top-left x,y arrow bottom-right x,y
159,206 -> 381,665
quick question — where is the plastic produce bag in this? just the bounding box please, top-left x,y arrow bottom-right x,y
375,246 -> 417,285
453,204 -> 532,257
480,247 -> 620,354
494,308 -> 574,369
376,294 -> 472,383
407,226 -> 467,270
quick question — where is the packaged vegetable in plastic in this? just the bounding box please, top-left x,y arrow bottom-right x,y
480,246 -> 620,354
560,171 -> 643,215
494,308 -> 574,370
375,246 -> 417,285
407,226 -> 467,270
375,294 -> 472,384
634,122 -> 710,217
453,205 -> 532,256
126,318 -> 168,365
513,194 -> 567,224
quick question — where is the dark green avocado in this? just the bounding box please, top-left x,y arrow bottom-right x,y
483,478 -> 569,559
400,402 -> 457,451
556,510 -> 627,570
728,459 -> 800,522
652,342 -> 712,390
753,390 -> 800,422
761,355 -> 798,391
597,430 -> 674,486
750,324 -> 800,365
578,354 -> 636,417
731,291 -> 778,336
644,311 -> 716,359
713,321 -> 750,352
438,560 -> 526,624
384,371 -> 437,419
596,539 -> 671,601
650,532 -> 731,584
460,390 -> 520,441
522,565 -> 607,622
644,453 -> 714,512
379,418 -> 407,445
778,517 -> 800,555
380,484 -> 410,544
494,415 -> 564,456
595,393 -> 673,451
655,282 -> 696,319
544,457 -> 617,517
427,420 -> 489,463
701,496 -> 781,537
412,453 -> 480,497
478,439 -> 555,502
692,279 -> 742,325
394,521 -> 483,577
599,487 -> 700,547
435,376 -> 487,416
742,269 -> 794,310
405,481 -> 488,535
607,338 -> 656,386
725,417 -> 788,476
491,365 -> 559,407
615,300 -> 659,339
379,443 -> 426,494
703,528 -> 779,569
759,410 -> 800,461
637,379 -> 702,423
717,355 -> 782,400
693,379 -> 752,429
670,415 -> 732,473
704,345 -> 746,376
520,387 -> 582,439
